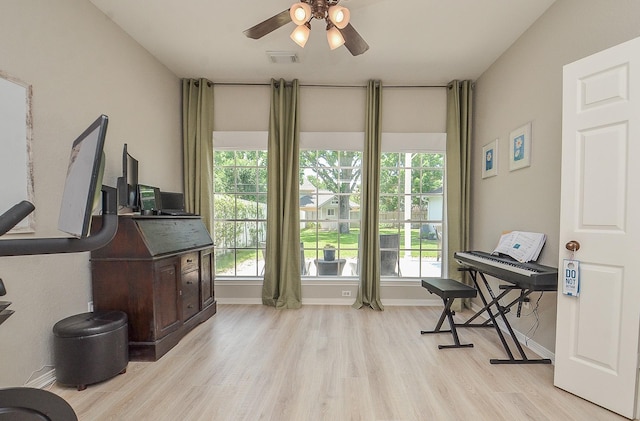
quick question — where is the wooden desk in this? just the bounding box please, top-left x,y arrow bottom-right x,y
90,215 -> 216,361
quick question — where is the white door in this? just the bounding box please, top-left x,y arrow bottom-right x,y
555,36 -> 640,419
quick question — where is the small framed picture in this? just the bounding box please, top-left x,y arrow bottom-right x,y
482,139 -> 498,179
509,122 -> 532,171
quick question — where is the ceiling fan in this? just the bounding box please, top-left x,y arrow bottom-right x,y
243,0 -> 369,56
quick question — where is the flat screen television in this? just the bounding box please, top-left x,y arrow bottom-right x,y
57,115 -> 108,238
116,143 -> 138,210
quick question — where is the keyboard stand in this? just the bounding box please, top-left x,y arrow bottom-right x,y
461,268 -> 552,365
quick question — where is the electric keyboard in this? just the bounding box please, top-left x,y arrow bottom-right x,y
454,251 -> 558,290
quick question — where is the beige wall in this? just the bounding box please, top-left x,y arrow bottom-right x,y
473,0 -> 640,353
213,84 -> 446,133
0,0 -> 180,386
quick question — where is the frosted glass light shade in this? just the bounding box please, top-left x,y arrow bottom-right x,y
326,26 -> 345,50
290,3 -> 312,25
328,5 -> 350,29
291,24 -> 311,47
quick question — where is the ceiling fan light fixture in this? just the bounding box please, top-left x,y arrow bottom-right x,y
326,25 -> 345,50
291,23 -> 311,48
244,1 -> 368,56
290,2 -> 312,25
328,5 -> 350,29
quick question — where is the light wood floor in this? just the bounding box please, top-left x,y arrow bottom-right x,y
49,304 -> 626,421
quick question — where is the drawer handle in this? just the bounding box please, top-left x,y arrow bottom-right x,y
187,304 -> 194,309
186,281 -> 193,285
186,259 -> 194,263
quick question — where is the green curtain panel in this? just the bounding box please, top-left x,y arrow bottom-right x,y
353,80 -> 384,311
181,78 -> 214,232
445,80 -> 473,309
262,78 -> 302,309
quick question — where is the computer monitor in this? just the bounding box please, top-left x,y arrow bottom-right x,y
159,191 -> 185,211
57,115 -> 108,238
116,143 -> 138,210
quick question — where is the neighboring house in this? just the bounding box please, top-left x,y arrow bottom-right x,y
299,183 -> 441,233
425,186 -> 443,222
299,182 -> 360,231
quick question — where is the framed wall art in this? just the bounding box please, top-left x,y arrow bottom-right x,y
482,139 -> 498,179
509,122 -> 532,171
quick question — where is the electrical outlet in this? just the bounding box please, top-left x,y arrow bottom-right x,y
88,301 -> 94,312
342,290 -> 351,297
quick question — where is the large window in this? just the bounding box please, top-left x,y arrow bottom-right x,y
212,132 -> 445,280
379,152 -> 444,278
299,149 -> 362,277
213,149 -> 267,277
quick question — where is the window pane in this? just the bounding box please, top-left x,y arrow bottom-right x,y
423,153 -> 445,168
420,169 -> 444,194
213,169 -> 232,193
236,195 -> 260,219
236,167 -> 257,193
214,150 -> 235,166
258,168 -> 267,192
382,153 -> 400,167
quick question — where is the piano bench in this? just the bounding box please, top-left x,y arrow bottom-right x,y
420,278 -> 477,349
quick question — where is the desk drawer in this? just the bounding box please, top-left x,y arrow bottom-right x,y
182,290 -> 199,320
181,252 -> 198,273
181,269 -> 199,320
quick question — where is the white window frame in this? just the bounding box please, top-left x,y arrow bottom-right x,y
212,131 -> 446,281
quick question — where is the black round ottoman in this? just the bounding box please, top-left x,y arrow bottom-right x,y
53,310 -> 128,391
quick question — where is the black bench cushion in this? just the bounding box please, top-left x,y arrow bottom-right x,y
421,278 -> 477,299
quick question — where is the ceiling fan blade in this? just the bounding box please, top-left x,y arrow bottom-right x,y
243,9 -> 292,40
339,23 -> 369,56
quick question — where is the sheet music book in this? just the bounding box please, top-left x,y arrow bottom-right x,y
492,231 -> 546,263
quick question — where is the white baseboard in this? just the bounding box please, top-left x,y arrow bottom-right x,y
216,298 -> 262,305
470,302 -> 555,364
25,368 -> 56,389
216,298 -> 442,306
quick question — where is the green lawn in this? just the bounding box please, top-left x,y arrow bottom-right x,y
216,228 -> 441,272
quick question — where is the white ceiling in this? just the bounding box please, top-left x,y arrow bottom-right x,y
89,0 -> 556,86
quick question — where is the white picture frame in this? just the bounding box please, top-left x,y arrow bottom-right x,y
509,122 -> 532,171
482,139 -> 498,179
0,70 -> 34,233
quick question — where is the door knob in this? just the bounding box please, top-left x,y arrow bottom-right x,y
565,241 -> 580,252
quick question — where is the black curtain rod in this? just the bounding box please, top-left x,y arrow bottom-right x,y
211,82 -> 447,89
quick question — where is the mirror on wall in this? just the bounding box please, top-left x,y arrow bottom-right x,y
0,71 -> 34,233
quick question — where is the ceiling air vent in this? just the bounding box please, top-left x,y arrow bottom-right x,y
266,51 -> 299,64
